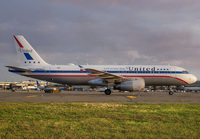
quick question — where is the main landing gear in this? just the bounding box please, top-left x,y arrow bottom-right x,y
104,83 -> 113,95
169,91 -> 174,95
167,86 -> 174,95
105,89 -> 111,95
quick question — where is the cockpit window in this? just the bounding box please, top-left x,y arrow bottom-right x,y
182,70 -> 189,74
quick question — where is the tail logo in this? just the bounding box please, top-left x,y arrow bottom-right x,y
14,36 -> 23,48
14,36 -> 34,61
24,53 -> 34,60
18,48 -> 33,53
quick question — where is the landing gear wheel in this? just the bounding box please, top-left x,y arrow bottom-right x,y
169,91 -> 174,95
105,89 -> 111,95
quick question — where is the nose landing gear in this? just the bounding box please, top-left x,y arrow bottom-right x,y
105,89 -> 111,95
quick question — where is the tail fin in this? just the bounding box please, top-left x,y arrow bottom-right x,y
13,35 -> 49,66
36,81 -> 40,86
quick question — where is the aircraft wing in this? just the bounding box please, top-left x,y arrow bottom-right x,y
85,68 -> 125,82
6,66 -> 34,72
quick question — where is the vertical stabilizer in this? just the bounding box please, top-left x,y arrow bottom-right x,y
13,35 -> 48,66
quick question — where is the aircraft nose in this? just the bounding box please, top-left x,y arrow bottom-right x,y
189,74 -> 197,84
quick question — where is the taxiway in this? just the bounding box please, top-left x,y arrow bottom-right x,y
0,90 -> 199,103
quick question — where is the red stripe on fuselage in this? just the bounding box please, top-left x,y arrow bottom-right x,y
14,36 -> 24,48
175,77 -> 189,85
123,75 -> 189,85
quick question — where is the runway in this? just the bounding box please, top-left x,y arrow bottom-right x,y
0,90 -> 199,103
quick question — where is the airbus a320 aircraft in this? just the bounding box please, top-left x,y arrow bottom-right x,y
6,36 -> 197,95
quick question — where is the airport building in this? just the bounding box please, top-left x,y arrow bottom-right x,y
185,81 -> 200,87
0,80 -> 47,90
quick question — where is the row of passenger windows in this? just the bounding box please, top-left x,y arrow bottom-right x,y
25,61 -> 40,64
157,69 -> 169,71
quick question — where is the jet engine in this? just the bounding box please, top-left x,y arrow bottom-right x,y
115,78 -> 145,91
88,79 -> 107,85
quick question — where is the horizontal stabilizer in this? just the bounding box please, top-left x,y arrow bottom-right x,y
6,66 -> 34,72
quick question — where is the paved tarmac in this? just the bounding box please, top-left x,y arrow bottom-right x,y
0,90 -> 199,103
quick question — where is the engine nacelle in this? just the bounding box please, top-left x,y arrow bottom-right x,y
88,79 -> 107,85
115,78 -> 145,91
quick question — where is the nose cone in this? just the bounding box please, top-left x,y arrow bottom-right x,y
188,74 -> 197,84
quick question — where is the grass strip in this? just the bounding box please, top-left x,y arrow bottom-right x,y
0,103 -> 199,138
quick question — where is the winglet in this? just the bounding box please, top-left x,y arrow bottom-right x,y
78,65 -> 83,68
78,65 -> 84,72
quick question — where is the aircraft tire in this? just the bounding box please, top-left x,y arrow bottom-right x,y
169,91 -> 174,95
105,89 -> 111,95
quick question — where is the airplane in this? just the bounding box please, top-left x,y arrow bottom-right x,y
21,85 -> 37,91
36,80 -> 46,90
26,85 -> 37,90
184,87 -> 200,92
6,35 -> 197,95
36,80 -> 57,93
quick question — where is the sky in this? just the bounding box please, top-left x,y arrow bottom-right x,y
0,0 -> 200,81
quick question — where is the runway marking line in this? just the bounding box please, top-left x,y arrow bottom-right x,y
26,95 -> 39,98
127,96 -> 136,99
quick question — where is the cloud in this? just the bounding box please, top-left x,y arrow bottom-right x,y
161,60 -> 183,66
0,0 -> 200,81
